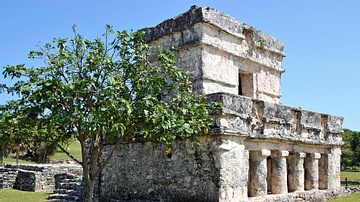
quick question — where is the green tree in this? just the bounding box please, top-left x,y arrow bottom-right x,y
0,108 -> 6,166
1,25 -> 214,201
0,101 -> 30,165
341,129 -> 360,170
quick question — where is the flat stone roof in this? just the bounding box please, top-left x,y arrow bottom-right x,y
142,5 -> 285,55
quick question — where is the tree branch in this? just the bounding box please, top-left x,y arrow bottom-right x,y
56,143 -> 82,164
92,123 -> 137,179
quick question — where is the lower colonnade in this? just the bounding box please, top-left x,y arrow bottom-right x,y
247,149 -> 328,198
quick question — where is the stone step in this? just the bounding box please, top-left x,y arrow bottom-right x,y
54,188 -> 79,195
54,173 -> 75,179
48,193 -> 67,199
48,200 -> 60,202
48,193 -> 79,201
249,197 -> 265,202
58,181 -> 81,190
62,178 -> 82,183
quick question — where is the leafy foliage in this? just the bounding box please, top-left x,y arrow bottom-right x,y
341,129 -> 360,170
0,99 -> 59,164
1,25 -> 214,201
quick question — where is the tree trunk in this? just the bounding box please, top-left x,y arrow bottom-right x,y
0,146 -> 3,167
16,149 -> 19,165
84,179 -> 95,202
79,137 -> 98,202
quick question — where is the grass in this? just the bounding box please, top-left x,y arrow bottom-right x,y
50,141 -> 82,162
331,171 -> 360,201
3,141 -> 82,165
2,156 -> 36,165
0,189 -> 50,202
341,171 -> 360,181
330,192 -> 360,202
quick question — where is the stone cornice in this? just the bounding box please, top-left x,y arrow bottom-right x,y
207,92 -> 343,146
142,6 -> 285,57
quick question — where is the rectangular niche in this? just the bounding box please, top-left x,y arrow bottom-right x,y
239,71 -> 254,98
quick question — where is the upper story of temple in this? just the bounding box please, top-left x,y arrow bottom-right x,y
143,5 -> 286,104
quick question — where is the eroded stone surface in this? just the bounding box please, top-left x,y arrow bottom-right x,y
208,93 -> 343,146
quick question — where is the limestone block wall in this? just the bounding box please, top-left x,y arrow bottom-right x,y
0,164 -> 82,192
142,6 -> 286,103
98,140 -> 221,202
0,167 -> 18,189
13,170 -> 41,191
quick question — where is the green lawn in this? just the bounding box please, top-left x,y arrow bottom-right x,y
0,189 -> 50,202
341,171 -> 360,181
330,192 -> 360,202
2,156 -> 36,165
3,141 -> 82,165
330,171 -> 360,201
50,141 -> 82,162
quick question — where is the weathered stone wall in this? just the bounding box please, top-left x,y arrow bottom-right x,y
13,170 -> 41,191
98,140 -> 344,202
142,6 -> 286,103
98,140 -> 221,202
0,167 -> 18,189
0,164 -> 82,192
97,93 -> 343,202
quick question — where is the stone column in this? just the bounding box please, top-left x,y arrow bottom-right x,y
329,148 -> 342,189
213,137 -> 249,202
271,150 -> 289,194
249,150 -> 271,197
287,152 -> 306,192
321,148 -> 341,189
305,153 -> 321,190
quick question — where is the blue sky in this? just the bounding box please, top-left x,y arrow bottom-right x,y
1,1 -> 360,131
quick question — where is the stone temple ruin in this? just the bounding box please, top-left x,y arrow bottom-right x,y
96,6 -> 344,202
